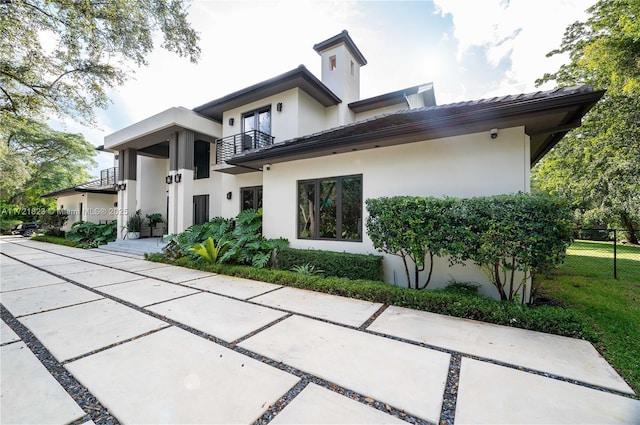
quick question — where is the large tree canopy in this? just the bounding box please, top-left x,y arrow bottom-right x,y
534,0 -> 640,243
0,0 -> 200,124
0,117 -> 96,204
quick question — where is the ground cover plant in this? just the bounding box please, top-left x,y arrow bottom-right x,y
64,221 -> 117,248
537,240 -> 640,393
163,209 -> 287,268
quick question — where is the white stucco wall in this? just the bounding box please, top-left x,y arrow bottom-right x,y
222,89 -> 300,143
220,172 -> 263,219
55,192 -> 117,231
262,126 -> 531,299
354,103 -> 408,122
85,193 -> 118,224
137,156 -> 169,218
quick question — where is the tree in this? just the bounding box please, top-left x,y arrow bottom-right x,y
534,0 -> 640,244
0,117 -> 96,204
1,0 -> 200,125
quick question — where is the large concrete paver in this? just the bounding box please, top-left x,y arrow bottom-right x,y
0,255 -> 25,266
96,278 -> 201,307
1,282 -> 103,317
109,260 -> 171,273
20,255 -> 83,267
44,262 -> 111,276
271,383 -> 405,424
0,267 -> 65,292
134,265 -> 213,283
65,268 -> 145,288
1,319 -> 20,344
147,292 -> 287,342
455,358 -> 640,424
19,298 -> 167,361
252,286 -> 382,327
239,315 -> 450,423
1,342 -> 85,424
65,326 -> 300,424
183,274 -> 282,299
368,306 -> 634,394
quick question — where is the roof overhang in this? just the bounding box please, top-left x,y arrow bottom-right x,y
227,86 -> 605,169
193,66 -> 341,121
313,30 -> 368,66
42,186 -> 117,198
104,107 -> 221,152
349,83 -> 436,113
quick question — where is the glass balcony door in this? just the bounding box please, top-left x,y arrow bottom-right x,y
241,107 -> 271,151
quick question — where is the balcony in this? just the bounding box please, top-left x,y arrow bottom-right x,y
100,167 -> 118,187
215,130 -> 274,165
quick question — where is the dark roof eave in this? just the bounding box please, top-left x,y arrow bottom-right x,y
192,66 -> 341,121
313,30 -> 367,65
228,88 -> 605,166
348,83 -> 435,112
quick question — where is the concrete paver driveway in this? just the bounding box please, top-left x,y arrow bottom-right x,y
1,237 -> 639,424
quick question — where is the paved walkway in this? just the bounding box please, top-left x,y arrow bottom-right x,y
1,237 -> 638,425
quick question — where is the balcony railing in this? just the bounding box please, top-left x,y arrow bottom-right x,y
100,167 -> 118,187
215,130 -> 274,165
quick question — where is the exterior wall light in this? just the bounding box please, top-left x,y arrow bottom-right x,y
175,173 -> 182,183
226,191 -> 232,200
166,175 -> 173,184
276,102 -> 283,112
229,117 -> 234,126
117,183 -> 127,191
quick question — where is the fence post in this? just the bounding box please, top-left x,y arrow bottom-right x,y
613,229 -> 617,280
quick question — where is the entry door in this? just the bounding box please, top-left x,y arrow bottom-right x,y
193,195 -> 209,225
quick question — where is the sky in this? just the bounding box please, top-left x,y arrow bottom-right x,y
58,0 -> 597,176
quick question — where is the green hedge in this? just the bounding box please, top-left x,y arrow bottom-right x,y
32,235 -> 80,247
275,247 -> 384,281
145,253 -> 594,340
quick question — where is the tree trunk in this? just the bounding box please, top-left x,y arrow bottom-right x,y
620,213 -> 638,244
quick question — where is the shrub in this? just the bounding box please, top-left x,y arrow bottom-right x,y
66,221 -> 117,248
32,235 -> 79,247
366,193 -> 573,302
39,210 -> 68,236
276,247 -> 383,281
163,209 -> 287,268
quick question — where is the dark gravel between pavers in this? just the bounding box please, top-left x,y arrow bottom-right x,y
0,303 -> 120,425
20,244 -> 636,422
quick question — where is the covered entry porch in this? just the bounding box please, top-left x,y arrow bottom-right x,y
104,107 -> 221,239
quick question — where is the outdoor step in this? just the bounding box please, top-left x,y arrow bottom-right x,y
98,238 -> 166,256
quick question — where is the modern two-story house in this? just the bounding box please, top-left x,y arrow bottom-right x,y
104,30 -> 603,299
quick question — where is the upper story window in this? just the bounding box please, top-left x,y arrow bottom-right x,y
298,174 -> 362,241
329,55 -> 337,70
241,106 -> 271,151
194,140 -> 210,179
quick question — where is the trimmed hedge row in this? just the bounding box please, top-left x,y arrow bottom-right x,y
32,235 -> 79,247
145,253 -> 594,341
275,247 -> 384,281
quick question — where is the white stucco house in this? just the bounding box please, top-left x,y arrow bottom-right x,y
42,167 -> 118,231
103,30 -> 603,298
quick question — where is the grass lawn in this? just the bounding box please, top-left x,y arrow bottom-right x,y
538,240 -> 640,394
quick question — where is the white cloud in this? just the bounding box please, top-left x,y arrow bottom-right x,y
433,0 -> 595,98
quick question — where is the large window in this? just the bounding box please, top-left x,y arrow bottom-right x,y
241,186 -> 263,211
241,106 -> 271,151
194,140 -> 210,179
298,175 -> 362,241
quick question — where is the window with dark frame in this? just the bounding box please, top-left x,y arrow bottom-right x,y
241,106 -> 271,152
194,140 -> 210,179
193,195 -> 209,225
241,186 -> 263,211
297,175 -> 362,241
